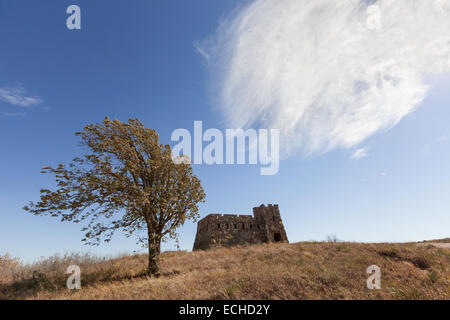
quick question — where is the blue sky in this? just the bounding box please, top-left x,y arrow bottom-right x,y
1,0 -> 449,263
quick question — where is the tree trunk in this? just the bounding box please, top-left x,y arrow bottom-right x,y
147,235 -> 161,276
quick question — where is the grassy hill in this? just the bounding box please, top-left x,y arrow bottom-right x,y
1,241 -> 449,300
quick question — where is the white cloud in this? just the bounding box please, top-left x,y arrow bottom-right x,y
351,148 -> 369,160
201,0 -> 450,157
0,87 -> 42,107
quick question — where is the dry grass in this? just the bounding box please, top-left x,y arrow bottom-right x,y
1,241 -> 449,300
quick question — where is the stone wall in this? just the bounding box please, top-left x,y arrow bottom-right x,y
193,204 -> 288,250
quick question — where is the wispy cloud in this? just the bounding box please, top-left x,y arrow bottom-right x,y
194,42 -> 210,61
351,148 -> 369,160
0,87 -> 42,107
422,132 -> 450,155
200,0 -> 450,157
4,112 -> 26,117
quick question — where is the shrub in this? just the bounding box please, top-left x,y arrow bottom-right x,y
326,234 -> 339,243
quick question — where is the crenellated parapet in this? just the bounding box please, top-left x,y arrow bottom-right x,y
193,204 -> 288,250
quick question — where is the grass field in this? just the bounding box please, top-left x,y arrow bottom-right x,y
1,240 -> 449,300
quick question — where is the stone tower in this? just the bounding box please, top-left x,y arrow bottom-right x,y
193,204 -> 288,251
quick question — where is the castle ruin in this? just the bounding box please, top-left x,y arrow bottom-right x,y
193,204 -> 288,250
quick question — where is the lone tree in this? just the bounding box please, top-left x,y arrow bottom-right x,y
24,117 -> 205,276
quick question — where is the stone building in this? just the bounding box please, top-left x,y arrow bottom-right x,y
193,204 -> 288,250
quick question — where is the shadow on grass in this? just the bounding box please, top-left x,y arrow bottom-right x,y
377,249 -> 431,270
0,268 -> 182,299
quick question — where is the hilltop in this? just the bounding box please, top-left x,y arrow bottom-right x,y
1,240 -> 448,300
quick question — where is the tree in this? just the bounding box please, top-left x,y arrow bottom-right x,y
24,117 -> 205,276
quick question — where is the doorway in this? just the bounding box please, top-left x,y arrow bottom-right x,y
274,233 -> 282,242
